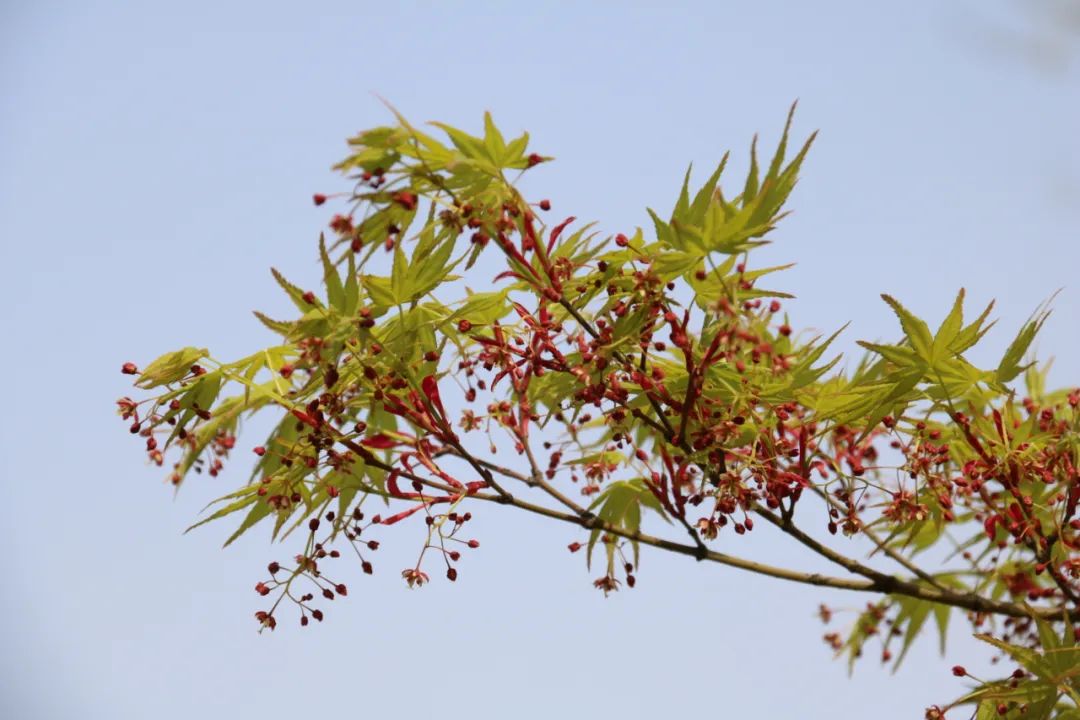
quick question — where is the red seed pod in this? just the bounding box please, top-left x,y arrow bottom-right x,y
779,324 -> 792,337
952,666 -> 966,677
308,518 -> 320,532
367,540 -> 379,551
121,362 -> 139,375
129,422 -> 141,434
446,567 -> 458,582
253,446 -> 266,456
457,319 -> 473,333
448,551 -> 461,561
322,588 -> 334,600
467,539 -> 480,549
626,574 -> 636,588
527,153 -> 544,167
255,582 -> 270,596
539,199 -> 551,211
392,190 -> 418,211
300,615 -> 309,627
335,584 -> 347,596
615,233 -> 629,247
769,300 -> 781,313
361,561 -> 373,575
313,193 -> 327,206
568,542 -> 582,553
268,562 -> 280,574
312,609 -> 324,622
302,291 -> 317,305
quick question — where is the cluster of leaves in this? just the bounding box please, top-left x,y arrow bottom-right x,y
117,106 -> 1080,717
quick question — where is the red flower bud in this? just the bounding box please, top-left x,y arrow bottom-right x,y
527,153 -> 544,167
467,539 -> 480,549
568,542 -> 582,553
952,665 -> 966,677
302,291 -> 316,304
253,446 -> 266,456
121,362 -> 138,375
539,199 -> 551,211
335,583 -> 347,596
313,193 -> 327,206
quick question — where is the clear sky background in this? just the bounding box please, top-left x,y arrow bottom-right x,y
2,2 -> 1078,719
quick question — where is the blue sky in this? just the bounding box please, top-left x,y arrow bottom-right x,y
2,2 -> 1078,718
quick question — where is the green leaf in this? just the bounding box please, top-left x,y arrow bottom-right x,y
951,299 -> 996,354
932,604 -> 951,655
184,488 -> 259,534
343,250 -> 359,315
482,111 -> 506,164
223,500 -> 273,547
856,341 -> 921,369
135,347 -> 209,389
996,307 -> 1051,383
450,290 -> 510,326
890,596 -> 931,670
362,275 -> 396,307
391,242 -> 409,302
743,135 -> 760,201
319,234 -> 345,310
881,294 -> 934,363
271,267 -> 321,312
933,288 -> 965,358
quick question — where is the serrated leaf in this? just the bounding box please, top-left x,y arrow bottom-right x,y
390,242 -> 409,303
996,307 -> 1050,383
933,288 -> 965,358
135,347 -> 209,389
318,234 -> 345,310
271,267 -> 320,312
881,294 -> 934,363
856,341 -> 921,368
